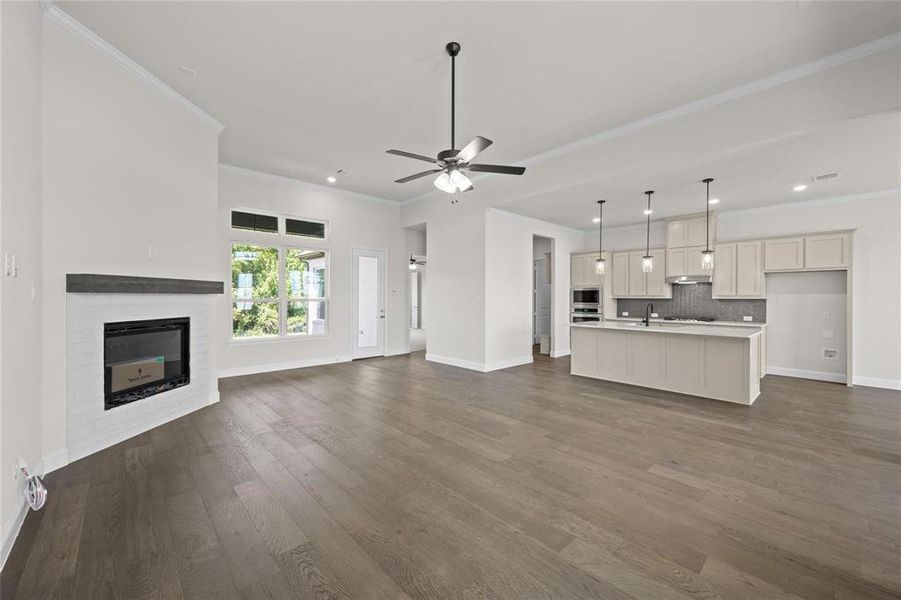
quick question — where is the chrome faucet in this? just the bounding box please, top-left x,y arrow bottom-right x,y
642,302 -> 654,327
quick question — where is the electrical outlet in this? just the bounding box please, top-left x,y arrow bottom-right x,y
621,311 -> 629,317
743,316 -> 753,322
147,245 -> 156,260
651,313 -> 658,318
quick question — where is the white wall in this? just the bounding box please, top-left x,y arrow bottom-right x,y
40,15 -> 223,466
766,271 -> 847,382
218,166 -> 407,375
484,209 -> 585,368
403,198 -> 486,369
584,190 -> 901,389
0,0 -> 44,566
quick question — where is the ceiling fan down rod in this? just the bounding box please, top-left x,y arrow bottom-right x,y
446,42 -> 460,152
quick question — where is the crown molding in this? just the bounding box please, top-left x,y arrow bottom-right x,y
42,4 -> 224,133
218,163 -> 400,207
404,31 -> 901,206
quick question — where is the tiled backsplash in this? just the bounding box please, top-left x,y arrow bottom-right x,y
616,283 -> 766,322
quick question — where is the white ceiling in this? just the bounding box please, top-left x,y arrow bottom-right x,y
58,1 -> 901,228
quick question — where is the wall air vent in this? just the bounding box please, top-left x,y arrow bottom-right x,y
811,172 -> 840,182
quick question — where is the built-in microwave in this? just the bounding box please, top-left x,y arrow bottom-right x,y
572,287 -> 600,305
571,287 -> 602,324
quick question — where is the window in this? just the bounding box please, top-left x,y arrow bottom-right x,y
231,244 -> 328,339
231,211 -> 278,233
286,218 -> 326,240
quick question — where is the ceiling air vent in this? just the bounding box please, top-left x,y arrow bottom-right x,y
811,172 -> 840,183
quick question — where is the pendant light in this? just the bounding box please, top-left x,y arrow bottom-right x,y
642,191 -> 654,273
595,200 -> 606,275
408,255 -> 417,271
701,178 -> 714,271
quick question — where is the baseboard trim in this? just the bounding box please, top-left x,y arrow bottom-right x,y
42,448 -> 70,474
483,356 -> 534,372
550,349 -> 571,358
0,497 -> 28,571
852,376 -> 901,390
766,366 -> 847,384
425,353 -> 486,372
425,353 -> 534,373
218,356 -> 352,378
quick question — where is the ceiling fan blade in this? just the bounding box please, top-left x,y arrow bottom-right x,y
386,149 -> 438,164
455,136 -> 492,163
466,164 -> 526,175
395,169 -> 442,183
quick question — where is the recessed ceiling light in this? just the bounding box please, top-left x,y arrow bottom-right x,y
592,217 -> 601,223
793,184 -> 808,192
643,209 -> 653,216
326,176 -> 337,184
708,197 -> 720,205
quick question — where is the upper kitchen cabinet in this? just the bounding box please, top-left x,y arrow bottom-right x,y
611,252 -> 630,297
666,214 -> 715,249
611,249 -> 671,298
666,245 -> 707,278
713,241 -> 764,298
804,232 -> 850,270
570,252 -> 603,287
764,237 -> 805,271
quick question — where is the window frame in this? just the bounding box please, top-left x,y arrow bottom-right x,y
229,208 -> 329,241
228,209 -> 330,343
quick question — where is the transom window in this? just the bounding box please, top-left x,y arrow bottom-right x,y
231,243 -> 328,339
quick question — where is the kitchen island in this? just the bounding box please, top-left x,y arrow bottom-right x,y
571,321 -> 763,404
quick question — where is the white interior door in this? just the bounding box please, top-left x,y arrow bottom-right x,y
533,258 -> 552,343
353,248 -> 386,359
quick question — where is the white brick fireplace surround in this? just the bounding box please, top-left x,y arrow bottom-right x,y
65,275 -> 223,463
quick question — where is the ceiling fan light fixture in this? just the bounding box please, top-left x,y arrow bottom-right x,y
434,172 -> 455,193
449,169 -> 472,191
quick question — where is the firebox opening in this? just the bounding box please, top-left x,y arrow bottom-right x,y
103,317 -> 190,410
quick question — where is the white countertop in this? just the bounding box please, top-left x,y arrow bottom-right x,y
606,316 -> 766,329
571,320 -> 763,339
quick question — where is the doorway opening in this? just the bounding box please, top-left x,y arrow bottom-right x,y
533,235 -> 553,357
405,224 -> 427,353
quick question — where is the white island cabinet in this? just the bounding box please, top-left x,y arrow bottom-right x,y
571,322 -> 762,405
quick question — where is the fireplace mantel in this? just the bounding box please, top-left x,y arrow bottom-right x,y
67,273 -> 224,295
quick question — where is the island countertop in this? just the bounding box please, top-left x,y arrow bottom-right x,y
571,320 -> 763,339
604,316 -> 766,329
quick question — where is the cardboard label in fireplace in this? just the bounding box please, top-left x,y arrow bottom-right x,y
109,356 -> 165,393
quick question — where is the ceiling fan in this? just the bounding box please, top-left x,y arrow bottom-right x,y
387,41 -> 525,196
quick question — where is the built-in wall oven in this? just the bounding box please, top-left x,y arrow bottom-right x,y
571,287 -> 602,323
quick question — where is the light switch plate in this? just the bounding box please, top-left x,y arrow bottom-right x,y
621,311 -> 629,317
823,311 -> 831,320
651,313 -> 658,318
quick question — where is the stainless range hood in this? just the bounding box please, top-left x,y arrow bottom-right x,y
666,274 -> 712,284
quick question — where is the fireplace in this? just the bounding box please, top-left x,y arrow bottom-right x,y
104,317 -> 190,410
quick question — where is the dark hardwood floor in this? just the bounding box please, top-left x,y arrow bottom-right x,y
3,352 -> 900,599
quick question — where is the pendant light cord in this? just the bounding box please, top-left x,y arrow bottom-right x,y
644,191 -> 653,256
597,200 -> 604,259
703,178 -> 713,251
